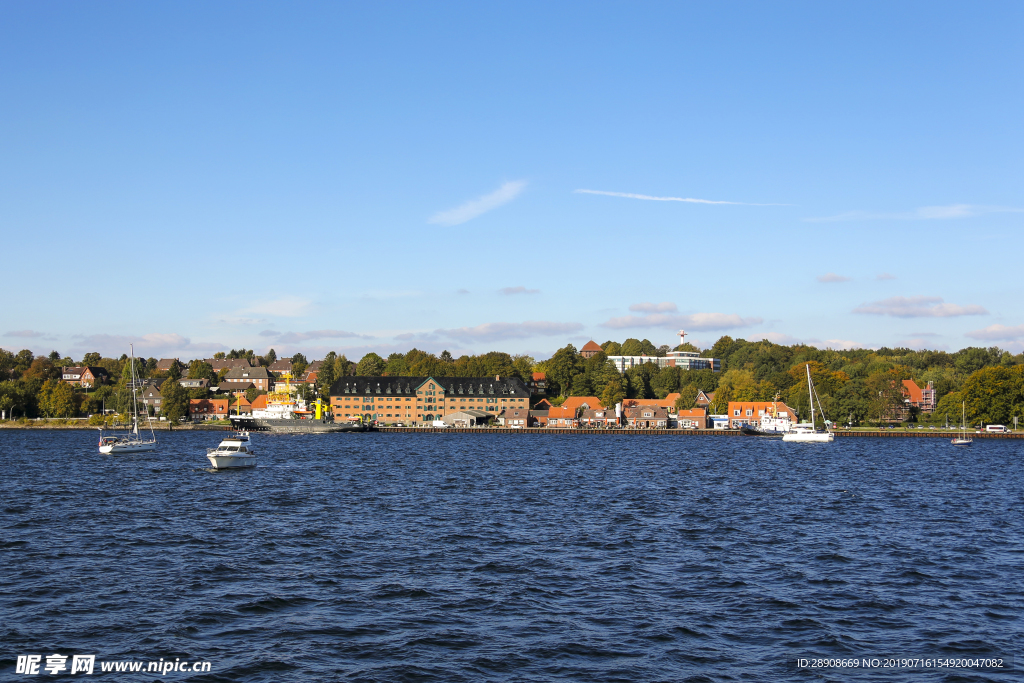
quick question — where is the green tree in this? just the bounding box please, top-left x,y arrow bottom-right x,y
620,338 -> 644,356
546,344 -> 584,397
291,353 -> 308,377
188,360 -> 214,381
160,380 -> 189,422
82,352 -> 102,366
245,387 -> 261,403
166,361 -> 182,382
316,351 -> 338,397
600,375 -> 625,408
356,352 -> 387,376
602,341 -> 622,355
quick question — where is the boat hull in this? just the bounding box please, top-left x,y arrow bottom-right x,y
207,454 -> 257,469
740,425 -> 788,437
782,432 -> 835,443
99,442 -> 157,454
230,417 -> 368,433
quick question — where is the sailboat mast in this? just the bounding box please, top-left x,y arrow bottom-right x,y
130,344 -> 139,434
806,364 -> 815,428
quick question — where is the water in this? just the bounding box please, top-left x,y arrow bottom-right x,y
1,430 -> 1021,682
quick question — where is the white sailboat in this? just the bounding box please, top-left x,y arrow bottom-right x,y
782,363 -> 835,443
950,401 -> 973,446
98,345 -> 157,454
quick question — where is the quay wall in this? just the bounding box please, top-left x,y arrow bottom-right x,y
379,427 -> 1024,439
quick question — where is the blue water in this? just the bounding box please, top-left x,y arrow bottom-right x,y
0,430 -> 1021,682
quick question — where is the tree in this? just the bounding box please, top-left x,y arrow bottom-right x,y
356,352 -> 386,376
160,380 -> 189,422
296,383 -> 314,403
245,387 -> 260,403
316,351 -> 338,397
602,341 -> 622,355
600,376 -> 625,408
213,351 -> 226,360
291,353 -> 308,376
23,357 -> 59,382
82,352 -> 102,366
188,360 -> 214,381
546,344 -> 584,397
167,362 -> 182,382
266,348 -> 277,365
620,339 -> 644,356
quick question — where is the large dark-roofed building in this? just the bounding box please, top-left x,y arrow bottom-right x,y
329,375 -> 530,425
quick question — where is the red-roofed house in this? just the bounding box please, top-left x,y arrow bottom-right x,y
546,405 -> 577,428
902,379 -> 937,414
580,341 -> 603,359
529,372 -> 547,394
675,408 -> 707,429
727,401 -> 799,429
189,399 -> 228,420
559,396 -> 603,413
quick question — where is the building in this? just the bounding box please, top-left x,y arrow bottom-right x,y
189,398 -> 228,420
232,396 -> 252,416
178,378 -> 210,389
726,401 -> 798,429
156,358 -> 184,373
497,406 -> 529,427
268,360 -> 293,375
622,395 -> 678,414
546,405 -> 577,428
328,375 -> 530,425
625,405 -> 668,428
528,372 -> 547,395
530,409 -> 549,427
902,379 -> 937,414
558,396 -> 604,413
580,407 -> 619,428
443,410 -> 491,427
206,357 -> 251,373
222,366 -> 270,391
61,366 -> 108,388
580,340 -> 603,359
608,351 -> 720,373
675,408 -> 707,429
695,390 -> 716,409
141,384 -> 162,413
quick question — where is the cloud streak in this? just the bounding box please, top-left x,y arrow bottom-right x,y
68,333 -> 226,359
966,324 -> 1024,342
816,273 -> 850,283
806,204 -> 1024,223
629,302 -> 678,313
574,189 -> 784,206
429,180 -> 527,226
259,329 -> 369,343
604,311 -> 762,331
4,330 -> 48,338
436,321 -> 584,342
499,286 -> 540,295
853,296 -> 987,318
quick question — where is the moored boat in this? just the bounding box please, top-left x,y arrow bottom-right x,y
951,401 -> 973,446
782,364 -> 834,443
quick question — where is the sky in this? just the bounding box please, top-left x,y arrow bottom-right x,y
2,1 -> 1022,362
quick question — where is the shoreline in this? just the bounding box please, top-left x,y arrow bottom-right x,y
2,422 -> 1020,438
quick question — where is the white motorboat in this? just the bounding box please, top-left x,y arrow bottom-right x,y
207,431 -> 257,469
782,364 -> 835,443
98,344 -> 157,454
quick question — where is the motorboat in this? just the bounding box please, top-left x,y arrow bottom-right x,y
782,364 -> 835,443
206,431 -> 257,469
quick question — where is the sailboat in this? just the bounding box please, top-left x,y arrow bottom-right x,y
98,344 -> 157,454
950,401 -> 972,446
782,363 -> 835,443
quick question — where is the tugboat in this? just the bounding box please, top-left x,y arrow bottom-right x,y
207,431 -> 257,469
739,394 -> 794,437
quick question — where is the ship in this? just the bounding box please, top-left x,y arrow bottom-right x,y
229,372 -> 369,433
739,394 -> 794,437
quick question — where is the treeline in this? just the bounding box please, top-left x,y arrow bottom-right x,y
6,339 -> 1024,425
539,337 -> 1024,426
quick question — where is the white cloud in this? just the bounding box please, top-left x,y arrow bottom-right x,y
604,311 -> 762,331
806,204 -> 1024,223
241,297 -> 313,318
574,189 -> 784,206
429,180 -> 527,226
853,296 -> 988,318
876,273 -> 897,281
743,332 -> 866,350
816,273 -> 850,283
965,324 -> 1024,342
499,286 -> 540,295
629,302 -> 678,313
260,329 -> 368,343
899,337 -> 949,351
436,321 -> 584,342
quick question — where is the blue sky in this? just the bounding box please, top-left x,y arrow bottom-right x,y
2,1 -> 1022,361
